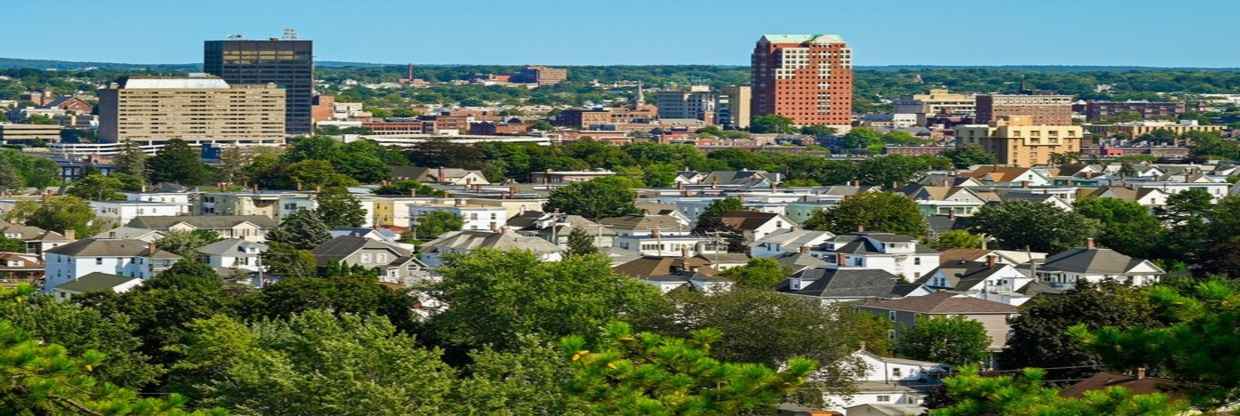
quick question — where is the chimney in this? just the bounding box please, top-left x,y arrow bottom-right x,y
410,187 -> 417,197
799,245 -> 810,255
856,224 -> 865,233
981,238 -> 988,250
147,241 -> 156,255
63,229 -> 75,241
986,254 -> 997,269
1021,180 -> 1030,188
947,210 -> 955,220
835,252 -> 847,267
1086,238 -> 1096,249
681,246 -> 689,259
1137,367 -> 1146,380
438,167 -> 445,183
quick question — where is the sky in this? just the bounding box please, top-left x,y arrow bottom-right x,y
7,0 -> 1240,67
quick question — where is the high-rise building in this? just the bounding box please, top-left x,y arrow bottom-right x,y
656,85 -> 715,121
955,115 -> 1082,167
204,36 -> 313,134
751,34 -> 852,128
894,89 -> 976,117
511,65 -> 568,86
975,94 -> 1072,125
97,76 -> 286,145
716,86 -> 752,129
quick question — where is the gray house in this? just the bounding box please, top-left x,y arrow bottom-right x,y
311,236 -> 429,285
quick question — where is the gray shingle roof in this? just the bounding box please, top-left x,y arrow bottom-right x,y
55,272 -> 140,293
860,292 -> 1017,314
780,268 -> 907,298
312,236 -> 411,265
127,215 -> 278,230
46,238 -> 179,258
1040,248 -> 1157,274
196,239 -> 267,256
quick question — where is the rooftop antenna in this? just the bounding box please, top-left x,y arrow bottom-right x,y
227,34 -> 243,40
282,28 -> 298,40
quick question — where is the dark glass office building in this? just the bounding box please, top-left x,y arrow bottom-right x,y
204,38 -> 313,134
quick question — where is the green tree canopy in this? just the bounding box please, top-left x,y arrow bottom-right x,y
719,257 -> 786,289
969,201 -> 1098,253
931,366 -> 1184,416
942,145 -> 997,169
543,176 -> 640,220
933,229 -> 985,250
1074,197 -> 1163,258
565,227 -> 598,257
804,191 -> 928,237
314,187 -> 366,228
266,209 -> 331,250
749,114 -> 796,134
66,173 -> 126,201
25,196 -> 101,237
414,211 -> 464,240
894,315 -> 990,366
155,230 -> 222,258
148,139 -> 210,186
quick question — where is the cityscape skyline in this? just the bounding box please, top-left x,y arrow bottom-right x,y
6,0 -> 1240,68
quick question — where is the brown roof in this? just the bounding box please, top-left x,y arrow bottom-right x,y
938,248 -> 990,264
612,256 -> 718,278
1060,372 -> 1182,399
719,211 -> 781,231
859,292 -> 1017,314
962,166 -> 1031,182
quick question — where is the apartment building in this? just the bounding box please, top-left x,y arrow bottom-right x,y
751,33 -> 853,128
0,123 -> 62,145
1084,120 -> 1224,138
894,88 -> 976,118
1083,100 -> 1185,122
955,115 -> 1083,167
656,85 -> 715,122
97,76 -> 286,145
511,65 -> 568,86
716,85 -> 751,129
975,94 -> 1073,125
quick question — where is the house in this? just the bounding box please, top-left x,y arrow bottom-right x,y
410,203 -> 508,232
821,233 -> 940,282
1059,371 -> 1182,401
821,349 -> 948,413
529,169 -> 615,184
330,227 -> 414,251
505,211 -> 614,249
718,211 -> 797,242
90,201 -> 183,227
419,229 -> 563,268
390,166 -> 489,186
598,214 -> 690,236
779,266 -> 922,304
127,215 -> 278,242
676,169 -> 782,188
194,191 -> 318,221
42,239 -> 180,291
843,404 -> 924,416
0,252 -> 43,287
937,248 -> 1046,266
612,255 -> 733,293
1036,239 -> 1164,289
750,229 -> 836,259
124,191 -> 193,212
857,292 -> 1018,353
914,257 -> 1035,305
0,222 -> 71,255
196,239 -> 267,273
961,166 -> 1051,187
312,236 -> 428,284
993,190 -> 1074,211
49,272 -> 143,301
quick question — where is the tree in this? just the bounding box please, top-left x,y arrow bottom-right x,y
113,142 -> 148,180
266,209 -> 331,250
1073,279 -> 1240,407
1002,282 -> 1156,373
214,146 -> 248,186
720,258 -> 786,289
0,318 -> 218,415
692,197 -> 745,234
800,125 -> 837,137
1074,197 -> 1163,258
414,211 -> 464,240
942,145 -> 997,169
894,316 -> 990,366
931,366 -> 1184,416
456,337 -> 589,415
286,159 -> 357,190
749,114 -> 796,134
856,155 -> 949,188
658,289 -> 887,397
25,196 -> 101,237
427,250 -> 665,351
148,139 -> 210,186
565,227 -> 598,257
170,310 -> 456,415
0,235 -> 23,252
0,158 -> 21,194
933,230 -> 984,250
804,191 -> 927,237
1156,188 -> 1213,267
561,321 -> 816,415
155,230 -> 222,258
840,128 -> 884,154
259,242 -> 318,279
374,179 -> 446,196
66,173 -> 126,201
1199,196 -> 1240,276
314,187 -> 366,228
543,176 -> 640,220
968,201 -> 1098,253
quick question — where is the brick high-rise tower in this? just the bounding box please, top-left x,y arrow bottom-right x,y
751,34 -> 853,129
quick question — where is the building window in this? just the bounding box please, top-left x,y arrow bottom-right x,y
914,257 -> 921,265
888,311 -> 896,321
893,368 -> 902,377
96,257 -> 103,265
877,395 -> 890,402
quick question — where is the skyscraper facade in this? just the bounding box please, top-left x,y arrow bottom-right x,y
751,34 -> 852,129
204,37 -> 313,134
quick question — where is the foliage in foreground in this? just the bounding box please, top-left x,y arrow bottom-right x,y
931,366 -> 1184,416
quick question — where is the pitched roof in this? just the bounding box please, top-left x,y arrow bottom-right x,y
755,229 -> 834,248
859,292 -> 1017,314
938,249 -> 990,264
597,215 -> 687,233
0,222 -> 66,241
127,215 -> 278,230
1040,248 -> 1159,275
781,268 -> 909,298
196,239 -> 267,256
917,260 -> 1013,291
719,211 -> 782,232
312,236 -> 411,265
46,238 -> 178,258
1059,372 -> 1181,399
423,229 -> 561,255
963,166 -> 1036,183
613,256 -> 718,278
54,272 -> 140,293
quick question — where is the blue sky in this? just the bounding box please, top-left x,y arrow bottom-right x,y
7,0 -> 1239,67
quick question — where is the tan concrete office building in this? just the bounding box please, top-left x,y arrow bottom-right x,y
717,86 -> 751,129
975,94 -> 1073,125
894,88 -> 976,116
0,123 -> 63,145
955,115 -> 1082,167
98,76 -> 286,145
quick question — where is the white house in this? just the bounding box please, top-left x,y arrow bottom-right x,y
822,233 -> 940,282
419,229 -> 563,268
42,239 -> 180,292
91,201 -> 183,227
49,272 -> 143,301
124,192 -> 192,214
820,349 -> 948,413
196,239 -> 267,273
410,204 -> 509,232
1036,239 -> 1164,289
915,257 -> 1035,305
749,229 -> 835,258
719,211 -> 797,242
